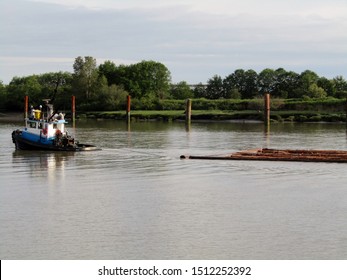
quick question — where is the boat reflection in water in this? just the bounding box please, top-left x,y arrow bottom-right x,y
12,150 -> 76,184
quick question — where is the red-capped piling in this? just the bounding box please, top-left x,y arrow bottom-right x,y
264,93 -> 270,126
24,95 -> 29,119
71,95 -> 76,124
126,95 -> 131,122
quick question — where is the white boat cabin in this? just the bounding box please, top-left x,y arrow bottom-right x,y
25,109 -> 67,140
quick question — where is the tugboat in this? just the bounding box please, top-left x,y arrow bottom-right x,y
12,100 -> 100,151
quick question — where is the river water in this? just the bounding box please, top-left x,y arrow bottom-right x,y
1,120 -> 347,259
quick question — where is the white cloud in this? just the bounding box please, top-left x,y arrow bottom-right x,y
0,56 -> 73,65
0,56 -> 137,81
0,0 -> 346,83
29,0 -> 347,17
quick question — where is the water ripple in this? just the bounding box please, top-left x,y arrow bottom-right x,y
2,121 -> 347,259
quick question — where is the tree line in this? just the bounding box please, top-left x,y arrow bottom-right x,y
1,56 -> 347,112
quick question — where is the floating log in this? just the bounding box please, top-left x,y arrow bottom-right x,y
180,148 -> 347,163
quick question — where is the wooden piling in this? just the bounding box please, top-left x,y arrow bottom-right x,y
126,95 -> 131,122
71,95 -> 76,125
185,98 -> 192,124
264,93 -> 270,126
24,95 -> 29,119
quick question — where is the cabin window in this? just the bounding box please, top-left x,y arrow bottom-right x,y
38,122 -> 43,129
53,124 -> 57,129
29,122 -> 36,128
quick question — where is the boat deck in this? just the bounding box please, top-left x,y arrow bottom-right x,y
180,148 -> 347,163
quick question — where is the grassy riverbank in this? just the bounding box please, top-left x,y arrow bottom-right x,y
1,110 -> 346,123
79,110 -> 347,122
2,96 -> 346,123
77,97 -> 347,122
0,112 -> 23,122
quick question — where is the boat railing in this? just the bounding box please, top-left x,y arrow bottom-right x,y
25,118 -> 45,129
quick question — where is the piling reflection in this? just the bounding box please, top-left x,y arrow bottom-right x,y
263,123 -> 270,148
185,121 -> 191,132
3,121 -> 347,259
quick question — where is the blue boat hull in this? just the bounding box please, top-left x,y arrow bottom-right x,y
12,130 -> 100,151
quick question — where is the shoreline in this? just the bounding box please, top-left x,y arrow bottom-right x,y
1,110 -> 347,123
78,110 -> 347,123
0,112 -> 23,122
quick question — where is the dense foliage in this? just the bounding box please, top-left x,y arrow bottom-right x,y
1,56 -> 347,112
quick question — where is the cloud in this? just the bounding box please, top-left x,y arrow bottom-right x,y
0,56 -> 136,81
29,0 -> 347,17
1,0 -> 347,84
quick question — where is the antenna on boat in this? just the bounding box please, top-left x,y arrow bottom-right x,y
42,99 -> 54,121
44,74 -> 66,121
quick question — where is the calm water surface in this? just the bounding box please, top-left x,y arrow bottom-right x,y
1,120 -> 347,259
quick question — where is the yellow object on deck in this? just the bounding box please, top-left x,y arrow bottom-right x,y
33,110 -> 42,119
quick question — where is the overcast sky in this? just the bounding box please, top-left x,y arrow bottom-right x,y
1,0 -> 347,84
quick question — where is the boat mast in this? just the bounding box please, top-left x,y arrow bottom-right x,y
42,99 -> 54,121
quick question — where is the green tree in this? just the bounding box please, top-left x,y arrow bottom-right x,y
3,73 -> 73,111
206,75 -> 223,99
92,76 -> 128,111
225,69 -> 258,99
37,72 -> 73,110
317,77 -> 335,97
333,76 -> 347,98
307,84 -> 327,98
193,83 -> 207,98
275,69 -> 299,98
112,64 -> 129,87
99,60 -> 118,86
258,68 -> 277,94
243,70 -> 259,99
296,70 -> 320,98
104,84 -> 128,110
124,60 -> 171,99
0,81 -> 7,110
6,76 -> 42,110
72,56 -> 98,100
223,76 -> 241,99
224,70 -> 244,98
170,81 -> 193,99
